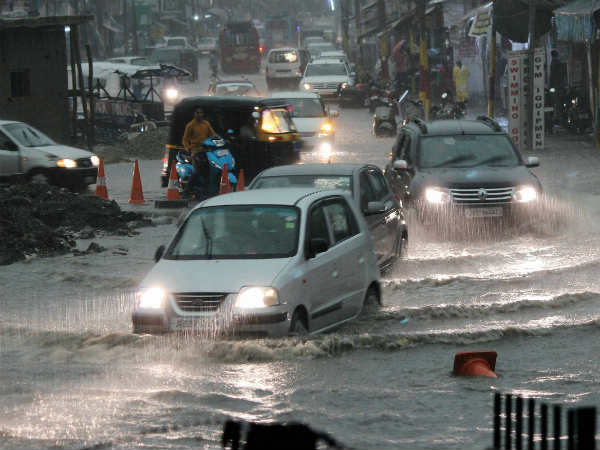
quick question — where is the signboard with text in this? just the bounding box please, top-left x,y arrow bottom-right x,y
507,48 -> 545,150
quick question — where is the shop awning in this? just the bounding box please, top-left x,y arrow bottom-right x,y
555,0 -> 599,41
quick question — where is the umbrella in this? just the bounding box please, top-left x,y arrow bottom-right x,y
391,40 -> 407,60
131,64 -> 191,79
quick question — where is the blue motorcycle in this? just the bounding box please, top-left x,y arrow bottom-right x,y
176,134 -> 238,195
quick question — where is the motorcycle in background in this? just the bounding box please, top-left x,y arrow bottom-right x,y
563,87 -> 592,134
430,92 -> 464,120
398,90 -> 424,125
372,103 -> 397,137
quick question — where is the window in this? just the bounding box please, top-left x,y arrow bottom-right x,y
359,171 -> 377,211
10,70 -> 31,97
308,205 -> 330,245
325,200 -> 359,243
0,130 -> 16,151
367,169 -> 390,201
401,135 -> 413,165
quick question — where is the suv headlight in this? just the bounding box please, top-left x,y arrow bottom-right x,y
340,82 -> 348,89
303,83 -> 311,90
137,287 -> 166,309
320,121 -> 333,133
513,185 -> 538,203
91,155 -> 100,167
56,158 -> 77,168
424,187 -> 451,204
235,287 -> 280,308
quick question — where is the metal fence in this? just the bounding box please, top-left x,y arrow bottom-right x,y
492,393 -> 597,450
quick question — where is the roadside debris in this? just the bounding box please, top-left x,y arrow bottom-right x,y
93,126 -> 169,163
0,184 -> 152,265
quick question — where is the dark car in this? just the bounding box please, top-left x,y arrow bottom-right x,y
248,163 -> 408,272
384,117 -> 542,226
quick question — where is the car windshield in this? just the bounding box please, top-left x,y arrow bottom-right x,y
282,98 -> 326,118
4,123 -> 54,147
418,135 -> 521,169
305,63 -> 347,77
269,50 -> 298,63
150,49 -> 179,64
167,38 -> 186,47
131,57 -> 153,66
166,205 -> 300,259
260,108 -> 296,133
253,175 -> 352,192
216,83 -> 256,96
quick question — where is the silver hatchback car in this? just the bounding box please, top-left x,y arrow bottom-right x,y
132,188 -> 381,337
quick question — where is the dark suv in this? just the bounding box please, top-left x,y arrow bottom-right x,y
384,117 -> 542,225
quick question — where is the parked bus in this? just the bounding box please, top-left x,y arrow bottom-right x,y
264,15 -> 298,52
219,21 -> 260,73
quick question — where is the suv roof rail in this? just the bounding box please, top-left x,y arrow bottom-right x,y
411,117 -> 428,134
476,115 -> 503,132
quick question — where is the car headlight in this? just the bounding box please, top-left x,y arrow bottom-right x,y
56,158 -> 77,168
235,286 -> 279,308
320,121 -> 333,133
303,83 -> 311,90
138,287 -> 166,309
90,155 -> 100,167
424,187 -> 451,204
165,88 -> 179,100
513,185 -> 538,203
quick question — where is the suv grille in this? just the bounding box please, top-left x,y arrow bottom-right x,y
312,82 -> 340,89
450,187 -> 514,204
174,293 -> 227,312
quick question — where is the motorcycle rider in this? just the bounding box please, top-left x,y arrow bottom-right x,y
209,50 -> 218,76
453,60 -> 470,115
182,107 -> 216,198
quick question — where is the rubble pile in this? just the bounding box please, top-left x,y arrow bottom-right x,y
94,126 -> 169,163
0,184 -> 152,265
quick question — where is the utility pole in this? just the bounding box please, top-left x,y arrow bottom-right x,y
354,0 -> 361,70
124,0 -> 129,55
527,0 -> 535,149
418,0 -> 429,120
132,0 -> 138,55
488,12 -> 496,118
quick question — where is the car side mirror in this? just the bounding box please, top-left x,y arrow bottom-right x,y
364,201 -> 386,215
307,238 -> 328,259
526,156 -> 539,168
329,109 -> 339,118
154,245 -> 165,263
393,159 -> 408,171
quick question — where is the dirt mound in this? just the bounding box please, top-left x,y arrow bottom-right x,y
94,126 -> 169,163
0,184 -> 153,265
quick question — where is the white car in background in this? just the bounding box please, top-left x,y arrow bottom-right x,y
106,56 -> 156,66
197,36 -> 218,55
132,188 -> 381,337
269,91 -> 338,152
300,58 -> 353,99
265,47 -> 309,90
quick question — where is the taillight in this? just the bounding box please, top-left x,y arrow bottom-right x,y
298,67 -> 302,74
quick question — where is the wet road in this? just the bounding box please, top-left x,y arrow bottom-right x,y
1,56 -> 600,450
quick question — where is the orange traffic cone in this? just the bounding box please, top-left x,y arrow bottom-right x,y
166,163 -> 180,200
236,169 -> 245,191
219,163 -> 231,194
453,351 -> 498,378
95,158 -> 109,200
129,159 -> 145,204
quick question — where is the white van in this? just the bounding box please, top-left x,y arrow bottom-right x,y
0,120 -> 99,189
265,47 -> 309,90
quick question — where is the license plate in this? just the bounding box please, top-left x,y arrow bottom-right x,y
216,149 -> 229,157
175,318 -> 211,330
464,207 -> 503,218
579,113 -> 589,119
84,176 -> 96,184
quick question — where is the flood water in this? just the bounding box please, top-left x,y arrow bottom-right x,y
2,64 -> 600,450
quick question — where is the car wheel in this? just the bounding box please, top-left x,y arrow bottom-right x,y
360,285 -> 381,315
289,308 -> 309,336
